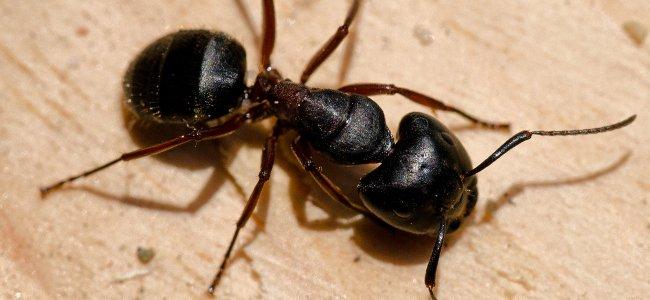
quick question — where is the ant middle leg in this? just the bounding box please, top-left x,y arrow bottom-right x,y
291,136 -> 386,225
39,104 -> 269,195
339,83 -> 510,129
208,122 -> 287,293
300,0 -> 361,84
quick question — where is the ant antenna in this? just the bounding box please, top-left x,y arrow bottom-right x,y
464,115 -> 636,179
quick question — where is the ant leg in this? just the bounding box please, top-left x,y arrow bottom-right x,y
208,122 -> 286,293
291,136 -> 367,213
339,83 -> 510,129
260,0 -> 276,70
300,0 -> 360,84
425,221 -> 447,299
291,136 -> 387,225
40,104 -> 269,195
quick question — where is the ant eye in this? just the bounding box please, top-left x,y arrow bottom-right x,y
440,132 -> 454,145
448,220 -> 461,232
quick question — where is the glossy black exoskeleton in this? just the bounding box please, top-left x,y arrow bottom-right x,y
358,112 -> 477,235
124,30 -> 247,124
40,0 -> 636,298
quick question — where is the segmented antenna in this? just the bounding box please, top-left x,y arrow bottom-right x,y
464,115 -> 636,178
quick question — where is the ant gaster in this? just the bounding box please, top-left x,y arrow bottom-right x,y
40,0 -> 635,297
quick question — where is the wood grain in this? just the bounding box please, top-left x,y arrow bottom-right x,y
0,0 -> 648,299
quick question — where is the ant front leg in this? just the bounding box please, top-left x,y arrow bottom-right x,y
39,104 -> 269,195
339,83 -> 510,130
425,221 -> 448,299
208,122 -> 287,294
291,136 -> 387,225
300,0 -> 360,84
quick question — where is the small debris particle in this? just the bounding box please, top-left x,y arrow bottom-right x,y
353,255 -> 361,263
622,21 -> 647,46
112,269 -> 150,283
413,25 -> 434,46
481,200 -> 498,223
136,247 -> 155,264
76,26 -> 89,37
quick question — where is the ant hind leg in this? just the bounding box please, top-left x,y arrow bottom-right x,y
208,122 -> 287,293
339,83 -> 510,130
40,104 -> 269,196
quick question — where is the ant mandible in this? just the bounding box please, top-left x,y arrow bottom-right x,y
40,0 -> 635,297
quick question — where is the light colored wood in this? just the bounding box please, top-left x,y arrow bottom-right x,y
1,1 -> 648,299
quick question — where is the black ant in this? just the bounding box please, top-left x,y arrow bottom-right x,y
40,0 -> 636,297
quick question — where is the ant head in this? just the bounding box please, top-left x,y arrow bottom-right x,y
358,112 -> 476,234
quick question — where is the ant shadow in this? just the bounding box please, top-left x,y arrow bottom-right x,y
283,149 -> 632,266
280,147 -> 436,265
233,0 -> 261,50
473,151 -> 632,226
441,151 -> 631,250
49,98 -> 274,267
61,101 -> 268,213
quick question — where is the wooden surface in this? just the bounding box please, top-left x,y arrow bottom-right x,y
1,1 -> 648,299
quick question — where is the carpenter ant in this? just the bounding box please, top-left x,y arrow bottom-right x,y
40,0 -> 635,297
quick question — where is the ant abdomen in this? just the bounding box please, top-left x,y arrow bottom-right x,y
124,30 -> 247,125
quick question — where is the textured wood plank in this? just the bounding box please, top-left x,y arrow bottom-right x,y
0,0 -> 648,299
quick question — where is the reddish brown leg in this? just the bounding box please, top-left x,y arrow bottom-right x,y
39,104 -> 269,195
300,0 -> 360,84
340,83 -> 510,129
291,136 -> 387,225
260,0 -> 276,70
208,122 -> 286,294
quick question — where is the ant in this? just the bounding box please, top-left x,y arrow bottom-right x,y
40,0 -> 636,297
